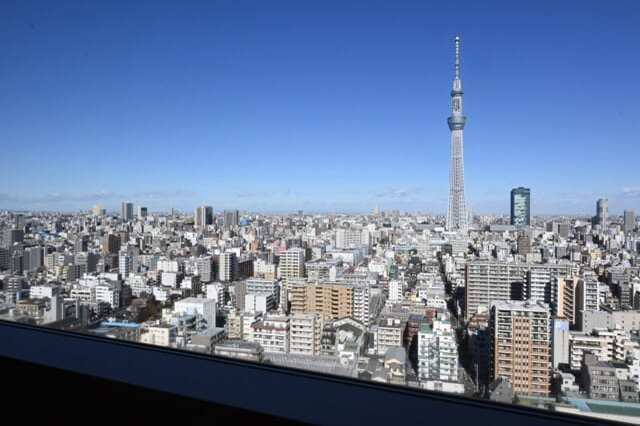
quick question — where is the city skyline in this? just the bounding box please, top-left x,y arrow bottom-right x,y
2,1 -> 640,214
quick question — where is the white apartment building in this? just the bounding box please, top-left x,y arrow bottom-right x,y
253,259 -> 277,280
157,259 -> 181,273
250,314 -> 290,354
526,262 -> 573,304
244,293 -> 275,314
205,282 -> 225,305
335,228 -> 370,249
289,313 -> 322,356
278,248 -> 305,280
388,280 -> 404,303
126,274 -> 152,297
352,284 -> 371,327
219,252 -> 236,282
374,316 -> 405,356
161,271 -> 181,288
174,297 -> 216,330
119,252 -> 133,278
418,318 -> 460,384
95,285 -> 120,308
29,284 -> 60,300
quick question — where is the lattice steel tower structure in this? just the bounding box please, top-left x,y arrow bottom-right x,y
446,35 -> 468,232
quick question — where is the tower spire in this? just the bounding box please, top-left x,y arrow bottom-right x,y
454,35 -> 461,80
446,35 -> 468,233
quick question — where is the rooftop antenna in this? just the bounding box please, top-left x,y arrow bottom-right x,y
454,35 -> 461,80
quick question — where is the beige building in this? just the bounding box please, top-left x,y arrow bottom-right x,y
288,281 -> 353,321
490,300 -> 551,397
555,276 -> 579,326
140,323 -> 177,348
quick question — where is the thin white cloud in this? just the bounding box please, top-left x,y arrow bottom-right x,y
623,187 -> 640,198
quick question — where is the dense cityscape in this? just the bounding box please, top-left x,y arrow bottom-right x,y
2,35 -> 640,424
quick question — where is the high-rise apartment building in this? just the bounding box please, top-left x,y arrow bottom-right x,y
223,210 -> 240,229
596,198 -> 608,228
490,300 -> 551,397
554,276 -> 579,327
118,251 -> 133,278
526,263 -> 573,305
196,256 -> 214,283
101,234 -> 121,254
446,36 -> 468,232
576,271 -> 600,330
218,252 -> 237,282
195,205 -> 214,229
278,248 -> 305,280
418,318 -> 459,384
465,260 -> 571,320
510,187 -> 531,227
465,260 -> 529,320
121,202 -> 134,221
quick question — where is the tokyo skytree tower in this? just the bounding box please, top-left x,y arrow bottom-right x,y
446,35 -> 468,232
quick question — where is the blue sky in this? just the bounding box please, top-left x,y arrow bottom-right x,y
1,0 -> 639,214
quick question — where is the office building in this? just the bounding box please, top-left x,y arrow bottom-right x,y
596,198 -> 608,228
121,202 -> 134,221
196,256 -> 214,283
624,209 -> 636,233
22,246 -> 43,272
195,205 -> 214,229
510,187 -> 531,227
75,235 -> 89,253
224,210 -> 240,229
138,206 -> 148,218
490,301 -> 551,397
101,234 -> 120,255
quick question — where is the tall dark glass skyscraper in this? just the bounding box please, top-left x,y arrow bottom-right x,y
510,187 -> 530,227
